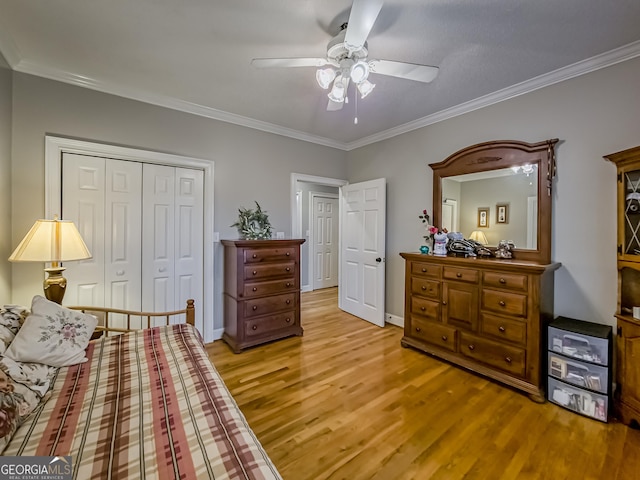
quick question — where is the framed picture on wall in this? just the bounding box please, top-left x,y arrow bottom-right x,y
496,203 -> 509,224
478,207 -> 489,228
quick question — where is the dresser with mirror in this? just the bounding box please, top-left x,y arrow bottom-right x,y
400,139 -> 561,401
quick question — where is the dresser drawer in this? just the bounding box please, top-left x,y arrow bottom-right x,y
410,277 -> 440,299
244,293 -> 296,318
481,289 -> 527,318
482,271 -> 528,292
243,278 -> 297,298
443,266 -> 479,283
244,262 -> 296,281
410,296 -> 440,321
481,313 -> 527,345
409,316 -> 457,352
411,262 -> 442,278
459,332 -> 526,377
245,311 -> 296,337
244,247 -> 296,264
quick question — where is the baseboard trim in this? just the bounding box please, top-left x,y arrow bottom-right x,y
211,327 -> 224,341
385,313 -> 404,328
301,285 -> 312,293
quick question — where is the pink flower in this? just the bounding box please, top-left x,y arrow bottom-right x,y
428,226 -> 438,235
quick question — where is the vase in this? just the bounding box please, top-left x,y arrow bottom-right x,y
433,233 -> 448,256
420,245 -> 430,254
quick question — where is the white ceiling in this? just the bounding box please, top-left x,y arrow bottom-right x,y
1,0 -> 639,150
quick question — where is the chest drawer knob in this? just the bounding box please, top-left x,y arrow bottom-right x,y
468,344 -> 475,351
415,327 -> 421,333
442,301 -> 447,305
252,305 -> 258,311
441,335 -> 448,342
498,325 -> 506,332
505,356 -> 512,364
286,252 -> 290,256
456,272 -> 462,278
286,267 -> 291,272
252,325 -> 258,330
252,270 -> 257,275
286,299 -> 291,305
420,306 -> 426,311
421,285 -> 427,291
499,278 -> 506,284
286,282 -> 291,287
252,254 -> 258,258
286,317 -> 291,323
252,287 -> 258,292
421,268 -> 427,273
499,300 -> 506,307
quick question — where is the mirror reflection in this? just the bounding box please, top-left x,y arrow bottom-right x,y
441,165 -> 538,249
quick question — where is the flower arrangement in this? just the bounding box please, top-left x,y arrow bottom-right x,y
419,209 -> 447,242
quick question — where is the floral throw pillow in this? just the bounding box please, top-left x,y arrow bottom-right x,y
4,296 -> 98,367
0,305 -> 29,355
0,367 -> 31,453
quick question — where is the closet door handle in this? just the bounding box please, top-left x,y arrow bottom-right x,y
159,267 -> 166,273
116,270 -> 125,276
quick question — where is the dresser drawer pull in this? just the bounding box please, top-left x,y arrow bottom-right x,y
498,325 -> 506,332
415,327 -> 421,333
505,356 -> 512,364
468,344 -> 475,351
252,270 -> 257,275
456,272 -> 462,278
286,252 -> 290,256
252,254 -> 258,258
421,285 -> 427,291
252,306 -> 258,311
286,282 -> 291,287
252,325 -> 258,330
286,317 -> 291,323
420,306 -> 426,311
499,300 -> 506,307
441,335 -> 448,342
285,267 -> 291,272
442,301 -> 447,305
421,268 -> 427,273
499,278 -> 506,284
286,299 -> 291,305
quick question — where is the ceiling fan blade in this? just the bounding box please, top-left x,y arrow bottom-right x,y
251,58 -> 329,68
344,0 -> 384,51
327,99 -> 344,111
369,59 -> 439,83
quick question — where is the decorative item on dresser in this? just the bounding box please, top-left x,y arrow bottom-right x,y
401,139 -> 561,401
604,144 -> 640,427
222,239 -> 305,353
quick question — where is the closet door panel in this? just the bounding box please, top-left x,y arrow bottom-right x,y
105,160 -> 142,318
142,164 -> 176,314
62,153 -> 106,307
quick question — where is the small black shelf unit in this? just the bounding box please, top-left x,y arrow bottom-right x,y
547,316 -> 612,422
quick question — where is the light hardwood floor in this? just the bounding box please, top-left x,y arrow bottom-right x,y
207,288 -> 640,480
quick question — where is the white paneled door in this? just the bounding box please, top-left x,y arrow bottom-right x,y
62,153 -> 203,329
312,195 -> 339,290
339,178 -> 386,327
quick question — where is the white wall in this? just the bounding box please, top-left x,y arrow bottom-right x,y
0,53 -> 11,302
347,56 -> 640,327
8,72 -> 347,332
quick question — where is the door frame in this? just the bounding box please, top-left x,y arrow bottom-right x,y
44,136 -> 216,343
290,173 -> 348,292
309,191 -> 339,291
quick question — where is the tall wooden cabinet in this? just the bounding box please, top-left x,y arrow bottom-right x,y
222,239 -> 305,353
604,145 -> 640,427
400,253 -> 560,401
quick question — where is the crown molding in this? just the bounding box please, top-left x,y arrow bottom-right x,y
12,59 -> 348,150
4,37 -> 640,152
344,40 -> 640,151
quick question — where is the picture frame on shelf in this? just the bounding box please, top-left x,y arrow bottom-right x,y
497,203 -> 509,224
477,207 -> 489,228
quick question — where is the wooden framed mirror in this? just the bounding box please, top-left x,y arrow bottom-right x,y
430,139 -> 558,264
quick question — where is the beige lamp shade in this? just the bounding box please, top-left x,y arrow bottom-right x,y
469,230 -> 488,245
9,217 -> 92,264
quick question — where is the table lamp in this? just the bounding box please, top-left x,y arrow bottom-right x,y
469,230 -> 488,245
9,215 -> 92,304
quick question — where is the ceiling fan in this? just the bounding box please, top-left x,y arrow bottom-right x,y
251,0 -> 439,112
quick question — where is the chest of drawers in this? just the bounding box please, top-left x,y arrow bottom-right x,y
222,239 -> 305,353
400,253 -> 560,401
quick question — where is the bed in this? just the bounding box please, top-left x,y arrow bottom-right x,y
0,296 -> 281,480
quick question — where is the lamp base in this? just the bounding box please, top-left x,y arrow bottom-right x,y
44,266 -> 67,304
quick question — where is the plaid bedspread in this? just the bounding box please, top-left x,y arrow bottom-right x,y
3,324 -> 281,480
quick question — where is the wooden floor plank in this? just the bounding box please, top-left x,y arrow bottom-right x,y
207,288 -> 640,480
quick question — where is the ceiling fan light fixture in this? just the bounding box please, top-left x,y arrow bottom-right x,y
350,60 -> 369,84
357,79 -> 375,98
328,76 -> 346,103
316,68 -> 336,89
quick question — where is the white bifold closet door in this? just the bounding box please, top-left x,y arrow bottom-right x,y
61,153 -> 203,328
